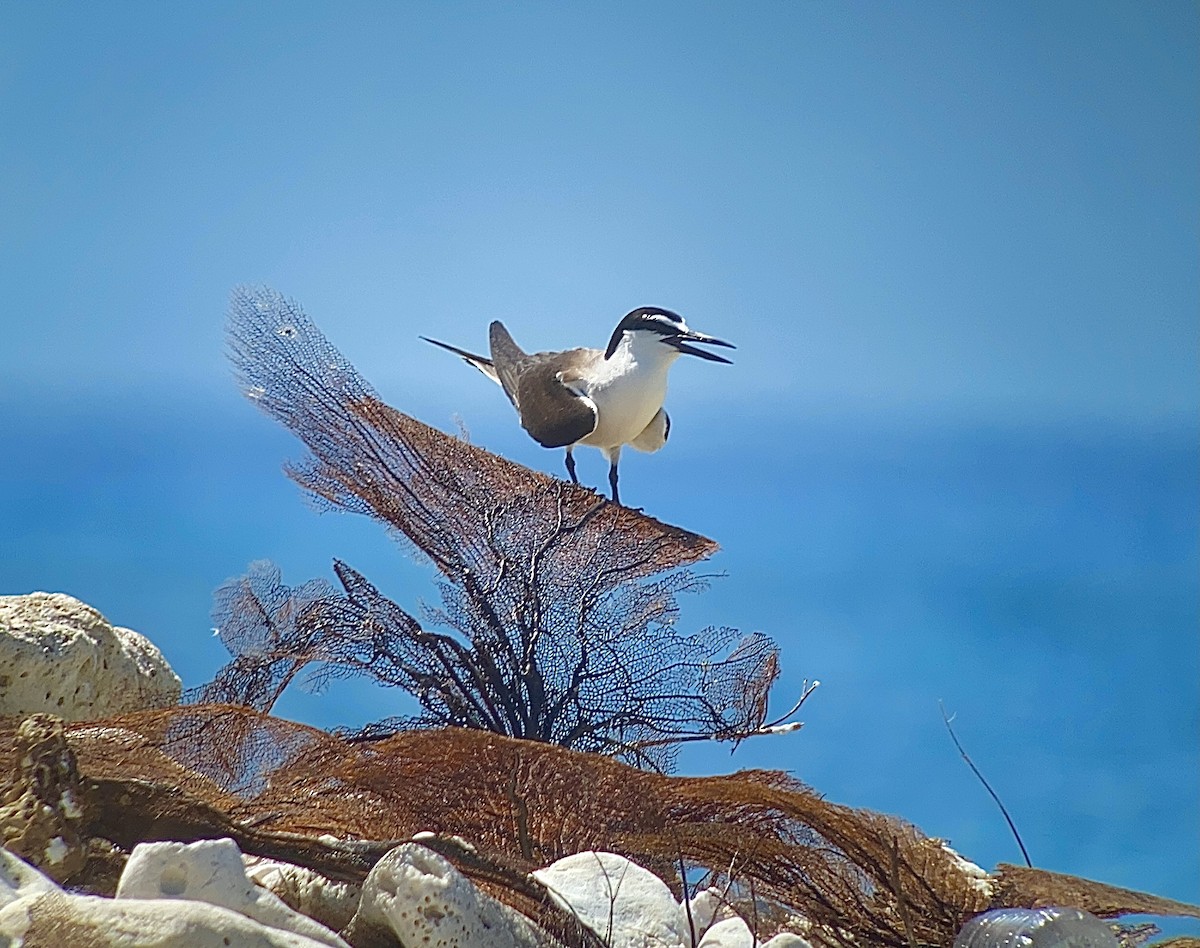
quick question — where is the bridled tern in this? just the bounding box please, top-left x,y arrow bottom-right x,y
422,307 -> 734,505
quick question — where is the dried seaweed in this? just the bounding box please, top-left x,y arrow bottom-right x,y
199,287 -> 793,770
15,708 -> 1190,948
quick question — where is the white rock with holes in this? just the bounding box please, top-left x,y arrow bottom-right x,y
707,916 -> 816,947
532,850 -> 730,948
243,856 -> 362,935
344,842 -> 556,947
0,890 -> 344,947
0,846 -> 59,911
697,917 -> 755,947
531,852 -> 810,948
116,838 -> 348,947
0,592 -> 180,720
0,847 -> 341,947
708,920 -> 815,948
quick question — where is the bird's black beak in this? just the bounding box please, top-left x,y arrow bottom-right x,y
664,330 -> 735,363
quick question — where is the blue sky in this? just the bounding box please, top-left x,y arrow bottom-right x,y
2,1 -> 1197,911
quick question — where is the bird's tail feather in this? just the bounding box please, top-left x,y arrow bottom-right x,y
420,336 -> 501,385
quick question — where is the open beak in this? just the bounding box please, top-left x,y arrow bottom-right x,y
664,330 -> 736,363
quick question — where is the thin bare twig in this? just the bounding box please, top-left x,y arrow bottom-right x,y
940,700 -> 1032,867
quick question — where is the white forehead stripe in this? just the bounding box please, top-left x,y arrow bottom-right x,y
639,312 -> 686,333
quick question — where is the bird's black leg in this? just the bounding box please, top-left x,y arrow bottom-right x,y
564,448 -> 578,484
608,458 -> 620,505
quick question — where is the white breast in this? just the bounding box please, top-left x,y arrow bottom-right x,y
577,336 -> 678,450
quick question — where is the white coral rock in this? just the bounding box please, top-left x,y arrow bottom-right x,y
116,838 -> 348,948
0,890 -> 343,947
0,592 -> 180,720
344,841 -> 556,947
0,847 -> 59,911
697,917 -> 756,947
243,856 -> 362,935
694,918 -> 812,948
533,850 -> 728,948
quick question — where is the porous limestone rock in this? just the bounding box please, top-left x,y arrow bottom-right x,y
244,855 -> 362,935
0,593 -> 181,720
696,918 -> 814,947
686,887 -> 723,938
696,917 -> 756,947
0,846 -> 58,910
116,837 -> 348,948
532,850 -> 730,948
0,889 -> 343,947
0,714 -> 88,882
342,841 -> 559,948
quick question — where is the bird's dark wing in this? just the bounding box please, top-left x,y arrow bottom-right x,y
488,321 -> 527,407
489,324 -> 597,448
490,322 -> 597,448
514,362 -> 598,448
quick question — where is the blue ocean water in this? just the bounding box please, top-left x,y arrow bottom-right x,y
1,398 -> 1196,910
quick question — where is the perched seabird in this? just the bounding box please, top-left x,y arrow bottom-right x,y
422,307 -> 734,505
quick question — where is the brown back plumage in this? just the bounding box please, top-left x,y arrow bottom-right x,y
488,321 -> 598,449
